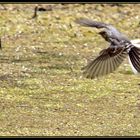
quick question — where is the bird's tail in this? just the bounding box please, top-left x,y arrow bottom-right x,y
128,46 -> 140,74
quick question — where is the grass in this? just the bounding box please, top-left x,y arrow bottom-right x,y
0,3 -> 140,136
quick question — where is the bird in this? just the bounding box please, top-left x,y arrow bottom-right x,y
75,18 -> 140,79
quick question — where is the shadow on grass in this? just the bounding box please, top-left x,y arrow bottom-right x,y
119,70 -> 133,75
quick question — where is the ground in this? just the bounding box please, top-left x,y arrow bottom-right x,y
0,3 -> 140,136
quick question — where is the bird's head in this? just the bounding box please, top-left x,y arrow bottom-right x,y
98,31 -> 109,42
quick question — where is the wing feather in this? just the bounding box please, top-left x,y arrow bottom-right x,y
83,47 -> 127,78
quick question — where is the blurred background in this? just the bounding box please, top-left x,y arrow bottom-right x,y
0,4 -> 140,136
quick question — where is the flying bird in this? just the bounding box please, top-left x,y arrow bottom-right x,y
75,18 -> 140,79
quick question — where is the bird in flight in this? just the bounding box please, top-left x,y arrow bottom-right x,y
75,18 -> 140,79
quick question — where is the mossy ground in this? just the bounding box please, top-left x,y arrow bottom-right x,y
0,4 -> 140,136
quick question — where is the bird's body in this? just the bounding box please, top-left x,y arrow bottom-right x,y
75,18 -> 140,79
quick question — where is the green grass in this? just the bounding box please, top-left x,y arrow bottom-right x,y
0,4 -> 140,136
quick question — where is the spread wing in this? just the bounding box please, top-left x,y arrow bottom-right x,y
128,46 -> 140,73
75,18 -> 109,29
82,47 -> 128,79
75,18 -> 130,42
